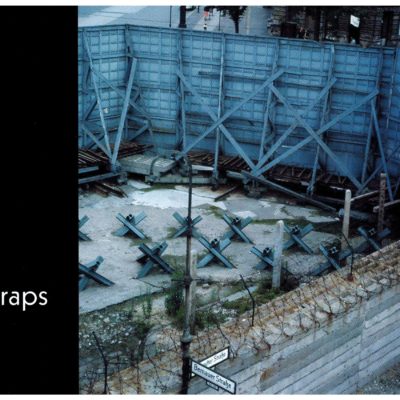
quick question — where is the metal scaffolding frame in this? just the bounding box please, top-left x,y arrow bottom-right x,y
78,25 -> 400,197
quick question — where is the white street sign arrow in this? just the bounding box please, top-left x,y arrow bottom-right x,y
191,359 -> 237,394
191,347 -> 229,377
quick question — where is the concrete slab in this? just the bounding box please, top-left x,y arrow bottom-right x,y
79,181 -> 341,313
119,154 -> 176,176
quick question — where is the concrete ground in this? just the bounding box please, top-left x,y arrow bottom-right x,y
78,6 -> 271,37
79,178 -> 340,314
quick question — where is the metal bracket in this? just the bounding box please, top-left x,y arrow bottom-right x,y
319,243 -> 342,271
283,223 -> 314,254
79,256 -> 114,291
222,213 -> 253,243
113,212 -> 147,239
136,242 -> 174,278
196,236 -> 234,269
79,215 -> 91,241
172,212 -> 202,238
250,246 -> 274,270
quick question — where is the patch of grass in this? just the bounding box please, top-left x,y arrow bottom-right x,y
284,218 -> 309,228
206,205 -> 225,218
164,270 -> 184,317
162,255 -> 186,271
164,273 -> 227,332
166,226 -> 178,239
129,236 -> 153,246
252,275 -> 285,303
173,306 -> 227,332
222,298 -> 252,315
254,288 -> 284,303
140,183 -> 176,192
251,218 -> 280,225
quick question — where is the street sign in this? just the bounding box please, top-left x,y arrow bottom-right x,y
191,347 -> 229,377
206,381 -> 220,391
191,359 -> 237,394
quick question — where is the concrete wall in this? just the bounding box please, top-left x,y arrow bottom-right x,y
105,241 -> 400,394
190,284 -> 399,394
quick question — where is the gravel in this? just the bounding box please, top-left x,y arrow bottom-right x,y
357,362 -> 400,394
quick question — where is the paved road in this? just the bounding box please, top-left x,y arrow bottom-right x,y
79,6 -> 200,28
78,6 -> 272,37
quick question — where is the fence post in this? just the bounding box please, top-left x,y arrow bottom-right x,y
378,172 -> 386,233
342,189 -> 352,247
272,220 -> 284,289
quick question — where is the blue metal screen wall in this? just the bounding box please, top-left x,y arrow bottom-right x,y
78,25 -> 400,182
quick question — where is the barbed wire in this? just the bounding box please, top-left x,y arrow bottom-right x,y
80,214 -> 399,393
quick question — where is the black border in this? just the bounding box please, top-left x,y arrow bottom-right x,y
1,6 -> 78,394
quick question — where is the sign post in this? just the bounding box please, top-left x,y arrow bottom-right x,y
191,347 -> 229,376
191,359 -> 237,394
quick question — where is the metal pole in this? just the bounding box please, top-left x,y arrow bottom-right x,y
342,189 -> 352,248
272,220 -> 284,289
180,156 -> 195,394
169,6 -> 172,28
378,173 -> 386,234
179,6 -> 187,28
218,10 -> 221,31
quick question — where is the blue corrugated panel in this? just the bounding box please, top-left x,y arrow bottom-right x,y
78,25 -> 400,181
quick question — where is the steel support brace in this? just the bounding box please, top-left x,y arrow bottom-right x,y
213,36 -> 226,182
196,236 -> 234,269
308,45 -> 335,196
386,49 -> 398,129
111,57 -> 138,166
221,213 -> 253,243
172,212 -> 202,238
311,246 -> 351,276
358,142 -> 400,193
254,88 -> 379,183
250,246 -> 274,270
241,171 -> 336,212
130,122 -> 149,141
312,227 -> 391,276
176,69 -> 285,170
136,242 -> 174,278
371,103 -> 394,201
283,223 -> 314,254
258,39 -> 279,162
79,215 -> 91,241
113,212 -> 147,239
91,68 -> 150,120
319,243 -> 341,270
361,51 -> 384,185
82,32 -> 112,158
178,32 -> 186,150
254,77 -> 337,172
81,124 -> 112,158
79,256 -> 114,291
83,99 -> 97,123
358,226 -> 390,252
265,84 -> 363,189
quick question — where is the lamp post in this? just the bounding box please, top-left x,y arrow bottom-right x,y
180,156 -> 195,394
